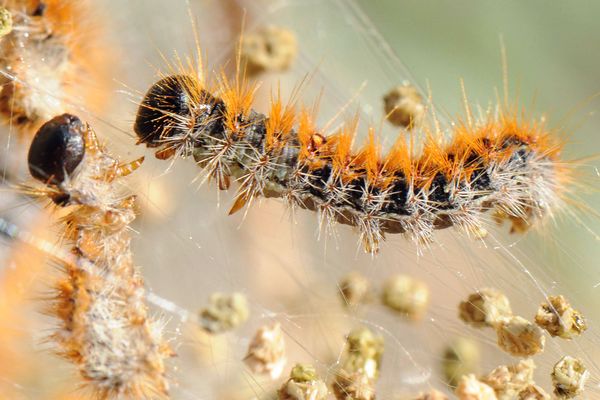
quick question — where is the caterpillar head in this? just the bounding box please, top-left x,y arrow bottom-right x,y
28,113 -> 85,186
134,74 -> 224,159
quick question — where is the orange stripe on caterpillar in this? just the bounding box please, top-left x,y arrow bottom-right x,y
27,114 -> 172,398
0,0 -> 112,136
134,70 -> 570,254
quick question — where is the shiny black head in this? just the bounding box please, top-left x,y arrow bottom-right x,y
134,75 -> 196,147
28,114 -> 85,185
134,74 -> 225,148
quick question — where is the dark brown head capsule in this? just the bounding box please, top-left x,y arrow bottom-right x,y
134,75 -> 197,147
134,74 -> 225,148
28,113 -> 85,185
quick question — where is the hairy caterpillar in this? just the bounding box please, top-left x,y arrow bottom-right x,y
0,0 -> 110,136
133,67 -> 570,253
0,2 -> 597,399
26,114 -> 171,398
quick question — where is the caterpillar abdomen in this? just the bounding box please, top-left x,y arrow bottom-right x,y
135,74 -> 564,252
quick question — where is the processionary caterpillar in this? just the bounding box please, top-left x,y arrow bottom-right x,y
26,114 -> 172,399
133,62 -> 570,253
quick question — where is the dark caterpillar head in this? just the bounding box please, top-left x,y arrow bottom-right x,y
28,114 -> 85,186
134,74 -> 225,148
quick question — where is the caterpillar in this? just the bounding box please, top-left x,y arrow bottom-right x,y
0,0 -> 110,136
27,114 -> 172,398
133,66 -> 570,253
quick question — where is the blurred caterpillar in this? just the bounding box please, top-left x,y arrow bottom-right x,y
0,0 -> 110,136
133,58 -> 571,254
26,114 -> 171,398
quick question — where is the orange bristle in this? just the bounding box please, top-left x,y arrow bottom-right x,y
217,69 -> 258,135
265,93 -> 296,151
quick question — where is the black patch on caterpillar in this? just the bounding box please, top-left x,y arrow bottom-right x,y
238,112 -> 266,149
307,164 -> 332,199
196,97 -> 226,139
429,173 -> 454,210
470,166 -> 492,198
384,176 -> 410,216
346,176 -> 367,210
512,147 -> 531,166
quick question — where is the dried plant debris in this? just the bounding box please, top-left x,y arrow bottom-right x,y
455,374 -> 498,400
551,356 -> 588,399
517,384 -> 550,400
480,359 -> 536,400
383,83 -> 425,128
199,292 -> 249,334
0,7 -> 12,37
339,271 -> 372,307
381,274 -> 429,320
332,368 -> 377,400
535,295 -> 587,339
343,327 -> 384,376
495,316 -> 545,357
442,337 -> 480,387
459,288 -> 512,328
278,364 -> 328,400
241,25 -> 298,76
332,327 -> 383,400
244,322 -> 287,380
412,389 -> 449,399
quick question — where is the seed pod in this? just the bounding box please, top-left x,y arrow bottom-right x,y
278,364 -> 328,400
480,359 -> 536,400
381,274 -> 429,320
243,322 -> 286,379
0,7 -> 13,37
339,271 -> 372,307
551,356 -> 588,399
199,292 -> 249,334
383,83 -> 425,128
517,384 -> 550,400
455,374 -> 498,400
459,288 -> 512,328
535,295 -> 587,339
332,327 -> 383,400
344,327 -> 384,376
332,368 -> 376,400
495,316 -> 545,357
241,25 -> 297,76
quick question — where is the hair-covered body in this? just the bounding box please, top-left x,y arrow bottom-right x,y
29,114 -> 171,398
135,73 -> 567,253
0,0 -> 109,135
